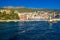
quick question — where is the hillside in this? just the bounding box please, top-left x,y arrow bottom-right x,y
0,7 -> 60,13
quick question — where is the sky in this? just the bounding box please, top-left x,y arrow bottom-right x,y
0,0 -> 60,9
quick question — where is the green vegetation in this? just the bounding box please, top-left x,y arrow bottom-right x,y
0,11 -> 19,20
15,8 -> 37,13
10,9 -> 15,14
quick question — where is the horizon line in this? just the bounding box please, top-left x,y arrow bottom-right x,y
0,6 -> 60,10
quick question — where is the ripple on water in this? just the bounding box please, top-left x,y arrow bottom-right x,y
0,21 -> 60,40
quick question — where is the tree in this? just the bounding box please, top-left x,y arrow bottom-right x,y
10,9 -> 15,14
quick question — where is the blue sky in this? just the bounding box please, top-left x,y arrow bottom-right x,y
0,0 -> 60,9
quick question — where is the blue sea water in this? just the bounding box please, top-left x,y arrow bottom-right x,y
0,21 -> 60,40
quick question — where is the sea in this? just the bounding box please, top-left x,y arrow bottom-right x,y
0,21 -> 60,40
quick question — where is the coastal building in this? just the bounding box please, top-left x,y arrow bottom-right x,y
17,11 -> 50,20
53,12 -> 57,18
20,14 -> 27,21
18,12 -> 33,20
